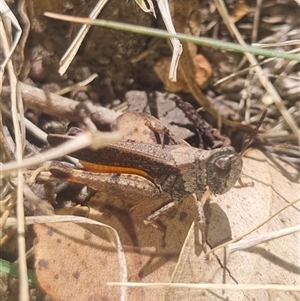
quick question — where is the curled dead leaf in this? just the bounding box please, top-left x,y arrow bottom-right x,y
154,54 -> 212,93
230,0 -> 250,23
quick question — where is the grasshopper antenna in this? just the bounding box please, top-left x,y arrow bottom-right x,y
238,109 -> 267,188
240,108 -> 267,157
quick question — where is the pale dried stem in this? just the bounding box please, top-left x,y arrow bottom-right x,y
214,0 -> 299,139
242,0 -> 263,122
214,48 -> 300,86
59,0 -> 110,75
253,40 -> 300,47
135,0 -> 156,16
0,1 -> 22,71
106,281 -> 299,292
58,73 -> 98,95
2,82 -> 120,124
24,117 -> 48,143
0,194 -> 16,228
17,0 -> 30,78
209,198 -> 300,254
156,0 -> 182,81
251,0 -> 262,43
228,224 -> 300,252
0,12 -> 29,301
1,130 -> 119,176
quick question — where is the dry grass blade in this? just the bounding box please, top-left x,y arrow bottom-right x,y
1,130 -> 119,176
59,0 -> 110,75
228,225 -> 300,252
0,4 -> 28,300
107,282 -> 299,292
1,1 -> 298,300
156,0 -> 182,81
16,0 -> 30,79
58,73 -> 98,95
253,40 -> 300,47
0,1 -> 22,71
214,0 -> 299,139
214,48 -> 300,86
135,0 -> 156,16
209,198 -> 300,254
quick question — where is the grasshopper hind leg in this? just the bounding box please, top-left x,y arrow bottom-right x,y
144,117 -> 181,146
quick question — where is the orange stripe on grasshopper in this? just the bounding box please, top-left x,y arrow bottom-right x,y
79,160 -> 154,183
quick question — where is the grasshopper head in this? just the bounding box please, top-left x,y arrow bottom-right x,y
207,146 -> 242,195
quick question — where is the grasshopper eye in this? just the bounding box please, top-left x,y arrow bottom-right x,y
206,147 -> 243,195
215,157 -> 231,173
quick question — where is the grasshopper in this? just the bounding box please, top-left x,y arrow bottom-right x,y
47,111 -> 265,247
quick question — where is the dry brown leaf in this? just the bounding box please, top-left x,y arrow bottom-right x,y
88,197 -> 199,299
154,54 -> 212,93
34,221 -> 125,300
165,149 -> 300,300
110,111 -> 187,145
194,54 -> 212,87
34,193 -> 200,300
34,112 -> 199,300
154,57 -> 191,93
35,111 -> 299,300
154,0 -> 212,93
230,0 -> 250,23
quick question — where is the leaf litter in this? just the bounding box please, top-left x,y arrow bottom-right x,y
0,0 -> 299,300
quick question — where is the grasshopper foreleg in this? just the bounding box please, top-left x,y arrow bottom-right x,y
143,196 -> 208,252
144,200 -> 178,247
193,194 -> 207,253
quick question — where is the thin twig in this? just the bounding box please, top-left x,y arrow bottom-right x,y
58,73 -> 98,95
251,0 -> 262,43
2,82 -> 120,125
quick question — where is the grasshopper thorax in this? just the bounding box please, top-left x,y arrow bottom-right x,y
206,146 -> 242,195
